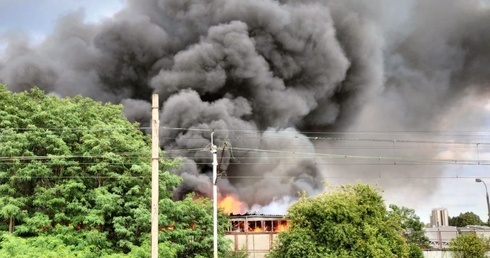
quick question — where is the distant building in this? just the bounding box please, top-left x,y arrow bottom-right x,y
425,225 -> 490,250
459,225 -> 490,238
430,208 -> 449,227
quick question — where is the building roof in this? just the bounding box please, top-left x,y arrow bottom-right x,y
228,213 -> 285,220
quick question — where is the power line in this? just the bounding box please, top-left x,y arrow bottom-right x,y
160,126 -> 490,136
0,175 -> 487,180
0,152 -> 148,161
0,146 -> 486,165
0,176 -> 149,179
0,148 -> 204,161
224,175 -> 490,179
0,127 -> 143,131
5,126 -> 490,147
5,125 -> 490,138
0,160 -> 489,166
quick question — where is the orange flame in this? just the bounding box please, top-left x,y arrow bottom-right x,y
276,221 -> 289,232
219,195 -> 248,214
252,227 -> 263,232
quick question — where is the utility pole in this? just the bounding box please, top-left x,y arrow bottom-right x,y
151,94 -> 159,258
210,132 -> 218,258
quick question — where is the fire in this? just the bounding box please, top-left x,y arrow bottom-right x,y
252,227 -> 263,232
276,221 -> 289,232
219,195 -> 248,214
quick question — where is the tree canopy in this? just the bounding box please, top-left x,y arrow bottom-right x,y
449,233 -> 488,258
267,183 -> 410,258
0,85 -> 231,257
449,212 -> 484,227
388,205 -> 428,258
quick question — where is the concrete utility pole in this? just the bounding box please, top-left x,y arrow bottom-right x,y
210,132 -> 218,258
151,94 -> 159,258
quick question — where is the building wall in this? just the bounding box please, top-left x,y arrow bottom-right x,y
425,226 -> 457,249
425,225 -> 490,249
423,251 -> 490,258
226,233 -> 278,258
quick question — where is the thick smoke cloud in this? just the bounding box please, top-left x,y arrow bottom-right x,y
1,0 -> 490,213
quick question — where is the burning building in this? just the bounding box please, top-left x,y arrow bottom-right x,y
227,213 -> 289,233
225,213 -> 289,258
219,194 -> 289,257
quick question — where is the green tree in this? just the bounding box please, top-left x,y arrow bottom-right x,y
267,183 -> 410,258
0,233 -> 90,257
0,85 -> 231,257
449,212 -> 484,227
388,205 -> 429,258
450,233 -> 488,258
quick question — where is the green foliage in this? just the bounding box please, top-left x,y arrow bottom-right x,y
156,195 -> 232,257
388,204 -> 429,257
449,212 -> 484,227
450,233 -> 488,258
267,183 -> 410,258
407,243 -> 424,258
0,233 -> 89,257
0,85 -> 231,257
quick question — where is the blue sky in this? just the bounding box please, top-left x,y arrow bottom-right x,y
0,0 -> 124,40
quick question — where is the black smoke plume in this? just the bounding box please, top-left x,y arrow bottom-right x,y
1,0 -> 490,213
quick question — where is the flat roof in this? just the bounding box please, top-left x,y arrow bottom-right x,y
229,213 -> 285,219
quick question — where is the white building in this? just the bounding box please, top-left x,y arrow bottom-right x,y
430,208 -> 449,227
425,226 -> 457,249
226,214 -> 287,258
424,225 -> 490,256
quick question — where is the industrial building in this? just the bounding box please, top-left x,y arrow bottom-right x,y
225,213 -> 288,258
426,225 -> 490,249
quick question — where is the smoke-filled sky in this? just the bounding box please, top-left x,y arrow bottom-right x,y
2,0 -> 490,223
